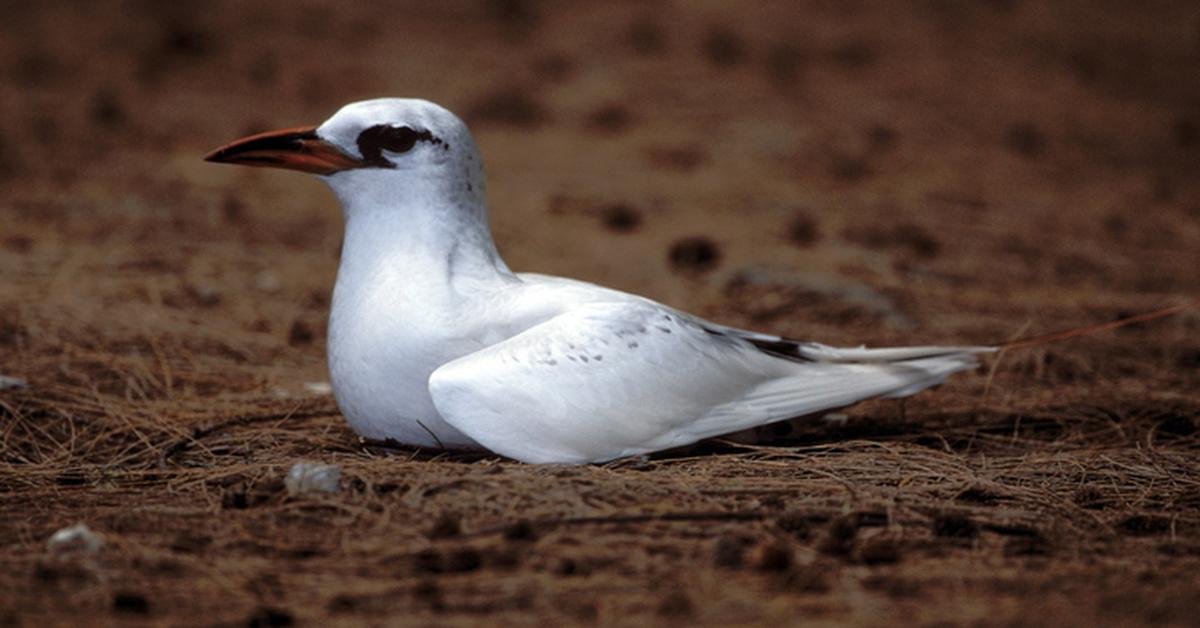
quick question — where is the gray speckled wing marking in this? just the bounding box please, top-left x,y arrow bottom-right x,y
427,300 -> 987,464
428,301 -> 791,463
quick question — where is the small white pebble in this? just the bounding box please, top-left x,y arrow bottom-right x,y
285,462 -> 342,496
303,381 -> 333,395
0,375 -> 27,390
821,413 -> 849,425
47,523 -> 104,553
188,283 -> 221,305
255,270 -> 282,293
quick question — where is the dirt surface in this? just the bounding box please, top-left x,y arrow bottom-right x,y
3,1 -> 1200,626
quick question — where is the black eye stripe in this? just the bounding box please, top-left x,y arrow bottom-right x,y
355,125 -> 448,167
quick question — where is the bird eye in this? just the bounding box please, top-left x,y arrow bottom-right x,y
356,125 -> 438,167
379,126 -> 421,153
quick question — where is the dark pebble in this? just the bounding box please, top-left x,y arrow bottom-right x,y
246,607 -> 294,627
818,514 -> 860,557
893,223 -> 941,258
862,574 -> 921,597
1157,414 -> 1196,437
413,579 -> 440,600
427,512 -> 461,539
1175,350 -> 1200,370
587,104 -> 632,133
831,41 -> 876,69
1006,122 -> 1046,158
222,490 -> 248,510
932,514 -> 980,539
503,520 -> 537,542
554,557 -> 582,576
1117,515 -> 1172,537
713,535 -> 746,568
645,144 -> 708,172
221,196 -> 245,223
414,548 -> 442,573
162,21 -> 213,57
657,590 -> 694,617
488,547 -> 521,569
867,124 -> 898,151
1003,536 -> 1052,557
487,0 -> 539,27
113,592 -> 150,615
857,538 -> 900,565
90,90 -> 126,128
413,579 -> 444,612
766,44 -> 805,84
829,154 -> 871,181
1103,213 -> 1128,239
532,52 -> 573,82
288,320 -> 314,346
775,510 -> 813,540
786,212 -> 820,247
445,548 -> 482,572
326,594 -> 356,613
600,204 -> 642,233
779,565 -> 830,593
702,27 -> 745,66
668,236 -> 721,274
753,542 -> 792,571
628,17 -> 666,55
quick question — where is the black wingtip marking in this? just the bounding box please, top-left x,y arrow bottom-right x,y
746,337 -> 817,362
702,326 -> 816,362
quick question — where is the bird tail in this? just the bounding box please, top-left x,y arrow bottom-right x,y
751,347 -> 985,415
682,346 -> 987,443
795,342 -> 995,364
685,301 -> 1200,447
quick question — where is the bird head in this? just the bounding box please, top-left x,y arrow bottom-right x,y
205,98 -> 485,211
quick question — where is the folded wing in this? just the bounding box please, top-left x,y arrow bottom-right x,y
428,301 -> 988,463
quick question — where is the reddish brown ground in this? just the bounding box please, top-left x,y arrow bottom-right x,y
2,1 -> 1199,626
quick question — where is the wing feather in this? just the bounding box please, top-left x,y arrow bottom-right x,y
428,301 -> 787,463
429,300 -> 986,463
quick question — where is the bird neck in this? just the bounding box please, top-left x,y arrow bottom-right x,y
330,179 -> 513,297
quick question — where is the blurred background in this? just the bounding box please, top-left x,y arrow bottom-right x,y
3,2 -> 1200,625
3,0 -> 1198,369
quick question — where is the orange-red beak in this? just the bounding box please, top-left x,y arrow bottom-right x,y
204,126 -> 365,175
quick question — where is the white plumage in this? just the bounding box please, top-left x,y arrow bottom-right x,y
206,98 -> 992,464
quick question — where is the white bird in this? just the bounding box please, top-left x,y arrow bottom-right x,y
206,98 -> 991,464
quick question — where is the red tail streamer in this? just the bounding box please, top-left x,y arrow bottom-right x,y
997,300 -> 1199,350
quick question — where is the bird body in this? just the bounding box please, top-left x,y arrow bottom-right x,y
206,98 -> 990,464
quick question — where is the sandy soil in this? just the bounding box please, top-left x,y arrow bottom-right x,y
2,1 -> 1199,625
